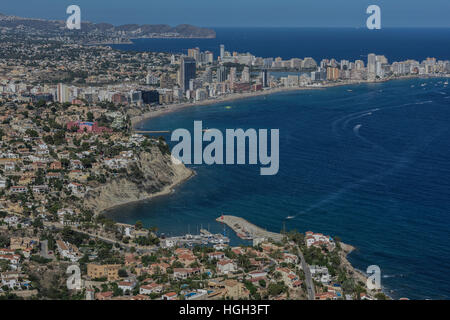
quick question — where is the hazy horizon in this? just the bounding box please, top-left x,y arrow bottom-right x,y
1,0 -> 450,28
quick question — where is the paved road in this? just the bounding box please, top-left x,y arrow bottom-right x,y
299,251 -> 315,300
217,215 -> 315,299
43,221 -> 156,254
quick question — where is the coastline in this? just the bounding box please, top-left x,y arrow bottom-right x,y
100,168 -> 196,215
123,76 -> 446,299
131,86 -> 320,127
340,243 -> 395,299
89,35 -> 216,46
216,215 -> 371,298
339,242 -> 368,285
130,82 -> 350,127
130,74 -> 449,128
120,73 -> 449,220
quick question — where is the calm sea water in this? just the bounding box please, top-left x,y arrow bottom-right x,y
111,27 -> 450,62
109,29 -> 450,299
109,78 -> 450,300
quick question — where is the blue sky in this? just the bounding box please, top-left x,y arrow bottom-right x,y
1,0 -> 450,27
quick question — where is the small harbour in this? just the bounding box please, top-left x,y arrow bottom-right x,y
109,77 -> 450,299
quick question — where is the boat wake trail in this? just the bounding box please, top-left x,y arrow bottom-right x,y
333,100 -> 433,139
293,100 -> 446,221
286,129 -> 445,221
353,124 -> 363,138
352,124 -> 397,157
343,111 -> 375,129
332,108 -> 379,137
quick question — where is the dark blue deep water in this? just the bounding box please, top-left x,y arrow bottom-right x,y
109,29 -> 450,299
109,78 -> 450,300
111,27 -> 450,62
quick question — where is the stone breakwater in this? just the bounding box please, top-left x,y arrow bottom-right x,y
216,215 -> 284,242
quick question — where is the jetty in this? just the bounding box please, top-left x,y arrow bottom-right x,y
216,215 -> 283,242
216,215 -> 316,300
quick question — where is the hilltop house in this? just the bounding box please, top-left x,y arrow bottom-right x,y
56,240 -> 81,262
305,231 -> 335,250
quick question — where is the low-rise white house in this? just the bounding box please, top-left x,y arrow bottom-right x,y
139,283 -> 163,295
173,268 -> 201,280
208,252 -> 225,260
283,253 -> 299,264
0,177 -> 6,189
3,215 -> 19,226
103,157 -> 129,169
162,292 -> 177,300
56,240 -> 81,262
67,182 -> 85,196
118,281 -> 135,293
248,270 -> 267,279
0,254 -> 20,270
305,231 -> 335,249
310,265 -> 329,275
310,265 -> 331,284
320,274 -> 331,284
1,271 -> 20,289
161,238 -> 177,248
217,260 -> 236,274
10,186 -> 27,193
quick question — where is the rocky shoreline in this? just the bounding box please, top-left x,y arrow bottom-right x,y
339,242 -> 368,285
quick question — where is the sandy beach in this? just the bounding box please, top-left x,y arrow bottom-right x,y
130,82 -> 352,127
130,74 -> 448,128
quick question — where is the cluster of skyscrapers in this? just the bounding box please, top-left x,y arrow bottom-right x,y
46,44 -> 450,107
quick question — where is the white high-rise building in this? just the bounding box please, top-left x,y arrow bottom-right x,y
220,44 -> 225,60
241,67 -> 250,83
367,53 -> 377,80
368,54 -> 376,73
376,61 -> 384,78
228,67 -> 236,85
355,60 -> 365,70
57,83 -> 70,103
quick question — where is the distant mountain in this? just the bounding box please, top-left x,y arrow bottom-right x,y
0,13 -> 216,40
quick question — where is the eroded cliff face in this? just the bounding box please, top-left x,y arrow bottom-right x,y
83,146 -> 193,214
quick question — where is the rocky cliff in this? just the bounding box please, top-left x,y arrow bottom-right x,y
83,145 -> 193,214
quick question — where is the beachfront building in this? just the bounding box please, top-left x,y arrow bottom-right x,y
305,231 -> 335,250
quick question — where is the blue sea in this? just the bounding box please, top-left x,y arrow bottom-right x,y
108,29 -> 450,300
111,27 -> 450,62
